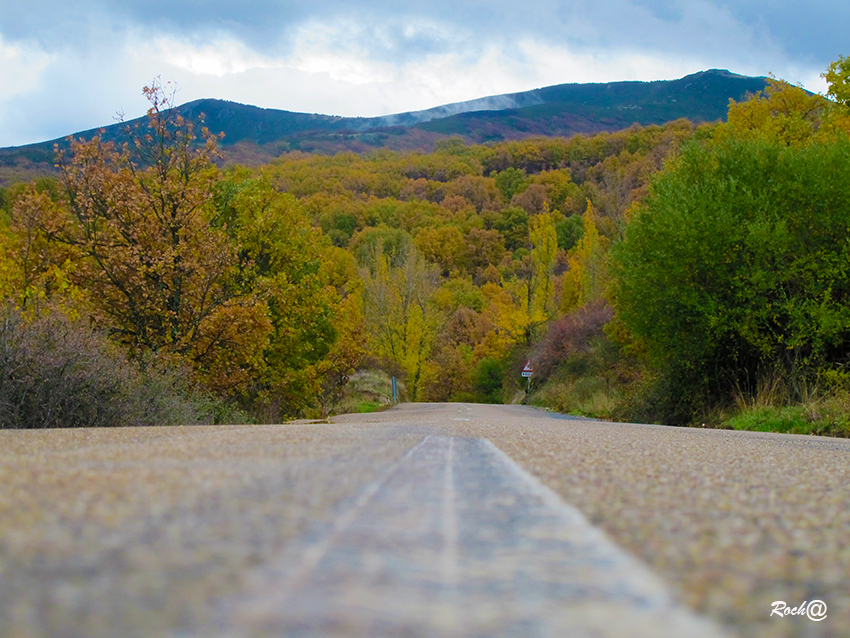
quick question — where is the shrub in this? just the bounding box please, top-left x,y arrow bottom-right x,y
472,357 -> 505,403
0,305 -> 230,428
531,300 -> 614,381
611,136 -> 850,420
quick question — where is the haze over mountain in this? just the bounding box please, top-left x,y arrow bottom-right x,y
0,69 -> 768,186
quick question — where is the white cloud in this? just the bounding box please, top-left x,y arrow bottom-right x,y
0,0 -> 843,147
284,20 -> 397,85
0,36 -> 54,101
134,33 -> 280,78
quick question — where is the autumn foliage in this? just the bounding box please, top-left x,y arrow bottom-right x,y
4,57 -> 850,427
1,81 -> 364,423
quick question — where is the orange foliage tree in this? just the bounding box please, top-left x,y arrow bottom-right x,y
14,81 -> 272,393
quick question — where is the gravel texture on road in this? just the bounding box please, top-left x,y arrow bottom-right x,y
222,434 -> 727,637
0,403 -> 847,637
0,422 -> 425,637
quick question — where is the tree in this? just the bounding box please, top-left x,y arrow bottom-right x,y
362,247 -> 442,400
555,215 -> 583,251
561,201 -> 607,314
821,55 -> 850,134
2,183 -> 81,313
723,78 -> 829,145
494,206 -> 529,252
14,81 -> 272,393
414,225 -> 469,274
823,55 -> 850,106
215,175 -> 365,416
494,168 -> 528,203
527,208 -> 558,326
476,282 -> 528,359
611,135 -> 850,420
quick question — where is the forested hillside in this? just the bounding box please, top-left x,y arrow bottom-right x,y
2,58 -> 850,433
0,70 -> 766,188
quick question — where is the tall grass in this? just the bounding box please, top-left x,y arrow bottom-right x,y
724,370 -> 850,437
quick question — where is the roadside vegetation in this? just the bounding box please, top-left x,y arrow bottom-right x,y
2,57 -> 850,433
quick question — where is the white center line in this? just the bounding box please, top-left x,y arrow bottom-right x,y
226,436 -> 732,638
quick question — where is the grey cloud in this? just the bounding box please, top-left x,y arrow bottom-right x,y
1,0 -> 845,147
720,1 -> 850,64
2,0 -> 846,68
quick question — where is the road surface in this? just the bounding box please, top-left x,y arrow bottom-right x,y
0,403 -> 847,637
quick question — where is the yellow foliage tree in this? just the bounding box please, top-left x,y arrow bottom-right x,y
528,208 -> 558,324
2,187 -> 84,315
723,78 -> 830,145
476,282 -> 528,359
362,248 -> 442,400
821,55 -> 850,135
561,200 -> 608,313
414,224 -> 468,274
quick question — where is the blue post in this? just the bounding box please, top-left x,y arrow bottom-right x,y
391,376 -> 398,404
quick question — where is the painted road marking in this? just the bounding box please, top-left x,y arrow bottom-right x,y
227,436 -> 732,637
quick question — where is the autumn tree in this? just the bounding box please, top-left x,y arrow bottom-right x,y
14,81 -> 272,393
362,245 -> 442,401
414,225 -> 469,274
216,175 -> 365,416
527,208 -> 558,327
476,281 -> 528,358
821,56 -> 850,134
2,182 -> 81,313
723,78 -> 829,145
561,201 -> 608,313
823,55 -> 850,106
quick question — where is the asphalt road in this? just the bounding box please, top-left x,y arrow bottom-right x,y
1,403 -> 847,637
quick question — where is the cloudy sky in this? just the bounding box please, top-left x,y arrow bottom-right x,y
0,0 -> 844,147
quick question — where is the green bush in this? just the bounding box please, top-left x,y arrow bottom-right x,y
724,406 -> 809,434
473,357 -> 505,404
611,136 -> 850,422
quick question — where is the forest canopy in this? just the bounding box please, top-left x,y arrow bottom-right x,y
3,61 -> 850,432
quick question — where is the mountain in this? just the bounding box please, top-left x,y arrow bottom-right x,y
416,69 -> 768,139
0,70 -> 767,186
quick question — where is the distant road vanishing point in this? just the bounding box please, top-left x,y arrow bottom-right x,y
1,403 -> 847,637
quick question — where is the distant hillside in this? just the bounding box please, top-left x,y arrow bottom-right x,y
417,70 -> 768,141
0,69 -> 767,186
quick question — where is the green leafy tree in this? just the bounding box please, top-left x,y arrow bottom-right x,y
611,136 -> 850,420
494,206 -> 529,252
472,357 -> 505,403
555,215 -> 583,251
495,168 -> 529,203
216,176 -> 365,417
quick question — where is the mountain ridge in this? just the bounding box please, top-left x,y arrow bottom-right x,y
0,69 -> 768,186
